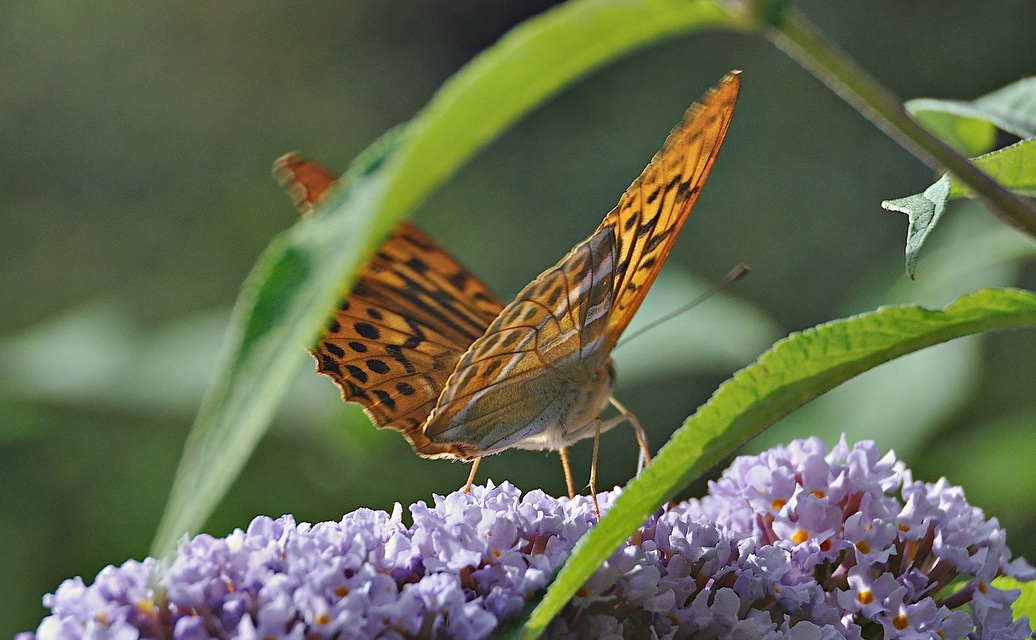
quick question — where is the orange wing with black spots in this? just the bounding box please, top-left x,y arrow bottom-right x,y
272,155 -> 504,457
272,153 -> 338,217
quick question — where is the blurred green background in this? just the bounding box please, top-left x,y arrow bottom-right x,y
2,1 -> 1035,634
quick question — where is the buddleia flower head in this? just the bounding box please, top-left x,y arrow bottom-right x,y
19,437 -> 1035,639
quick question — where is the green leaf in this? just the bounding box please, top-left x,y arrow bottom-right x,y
151,135 -> 402,557
519,288 -> 1036,638
949,138 -> 1036,199
151,0 -> 748,556
882,138 -> 1036,279
907,77 -> 1036,153
885,76 -> 1036,279
759,209 -> 1036,459
882,175 -> 951,280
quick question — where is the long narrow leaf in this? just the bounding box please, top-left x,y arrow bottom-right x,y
151,139 -> 400,556
521,287 -> 1036,638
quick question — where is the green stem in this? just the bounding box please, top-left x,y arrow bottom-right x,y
764,7 -> 1036,237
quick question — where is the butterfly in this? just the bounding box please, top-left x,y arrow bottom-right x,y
274,71 -> 740,509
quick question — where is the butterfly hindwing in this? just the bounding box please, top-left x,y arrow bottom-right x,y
315,224 -> 504,457
423,227 -> 617,454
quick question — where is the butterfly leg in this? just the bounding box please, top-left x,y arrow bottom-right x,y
607,395 -> 652,473
589,417 -> 602,519
586,411 -> 642,518
558,447 -> 576,498
462,457 -> 483,494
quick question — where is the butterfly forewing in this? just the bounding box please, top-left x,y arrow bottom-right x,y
272,153 -> 339,216
598,71 -> 740,350
421,73 -> 740,454
314,224 -> 504,457
272,155 -> 504,457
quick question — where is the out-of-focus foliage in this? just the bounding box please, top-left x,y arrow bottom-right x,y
1,2 -> 1034,636
906,76 -> 1036,155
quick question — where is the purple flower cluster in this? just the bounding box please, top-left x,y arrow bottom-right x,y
20,437 -> 1035,639
685,436 -> 1035,638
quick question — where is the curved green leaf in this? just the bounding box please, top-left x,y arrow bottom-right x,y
882,175 -> 952,279
520,288 -> 1036,638
761,210 -> 1036,458
151,136 -> 402,556
882,137 -> 1036,279
151,0 -> 749,556
883,80 -> 1036,279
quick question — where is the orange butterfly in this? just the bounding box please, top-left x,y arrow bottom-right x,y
274,72 -> 740,509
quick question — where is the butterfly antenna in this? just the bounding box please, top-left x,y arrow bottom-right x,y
617,263 -> 750,348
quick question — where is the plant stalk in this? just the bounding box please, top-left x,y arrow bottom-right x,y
765,7 -> 1036,237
